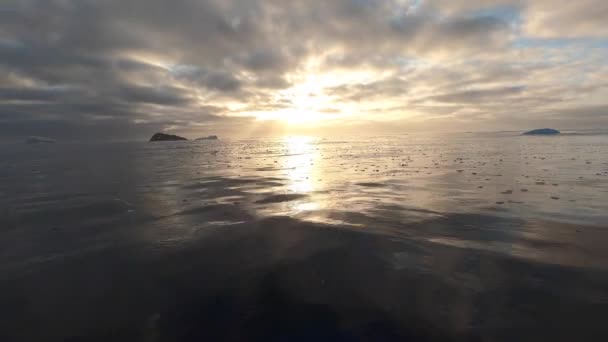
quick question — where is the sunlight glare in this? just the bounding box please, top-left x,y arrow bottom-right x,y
283,136 -> 317,194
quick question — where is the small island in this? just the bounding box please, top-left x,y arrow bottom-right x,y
196,135 -> 219,141
26,136 -> 56,144
149,132 -> 188,142
523,128 -> 560,135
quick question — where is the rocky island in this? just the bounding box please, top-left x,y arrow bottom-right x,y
196,135 -> 219,140
149,133 -> 188,142
523,128 -> 560,135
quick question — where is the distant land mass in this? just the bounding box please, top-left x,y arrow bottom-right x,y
149,133 -> 188,142
196,135 -> 219,141
25,136 -> 55,144
523,128 -> 560,135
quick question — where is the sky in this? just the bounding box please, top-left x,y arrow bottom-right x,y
1,0 -> 607,140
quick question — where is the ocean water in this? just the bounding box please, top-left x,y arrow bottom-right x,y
1,132 -> 608,341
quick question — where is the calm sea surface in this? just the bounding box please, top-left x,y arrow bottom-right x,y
1,132 -> 608,341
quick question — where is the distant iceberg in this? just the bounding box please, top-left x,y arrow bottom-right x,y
25,136 -> 55,144
523,128 -> 560,135
196,135 -> 219,140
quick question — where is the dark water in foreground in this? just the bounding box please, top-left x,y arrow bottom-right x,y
1,132 -> 608,341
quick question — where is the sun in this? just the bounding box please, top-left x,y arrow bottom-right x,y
273,76 -> 334,124
280,108 -> 327,125
248,96 -> 330,125
241,68 -> 378,125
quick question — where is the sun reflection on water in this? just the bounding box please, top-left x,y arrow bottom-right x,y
283,136 -> 317,193
282,136 -> 321,212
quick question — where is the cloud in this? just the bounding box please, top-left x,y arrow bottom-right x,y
424,86 -> 526,104
428,0 -> 608,38
171,65 -> 242,92
524,0 -> 608,38
0,0 -> 606,140
0,85 -> 83,102
236,49 -> 293,72
115,85 -> 193,106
